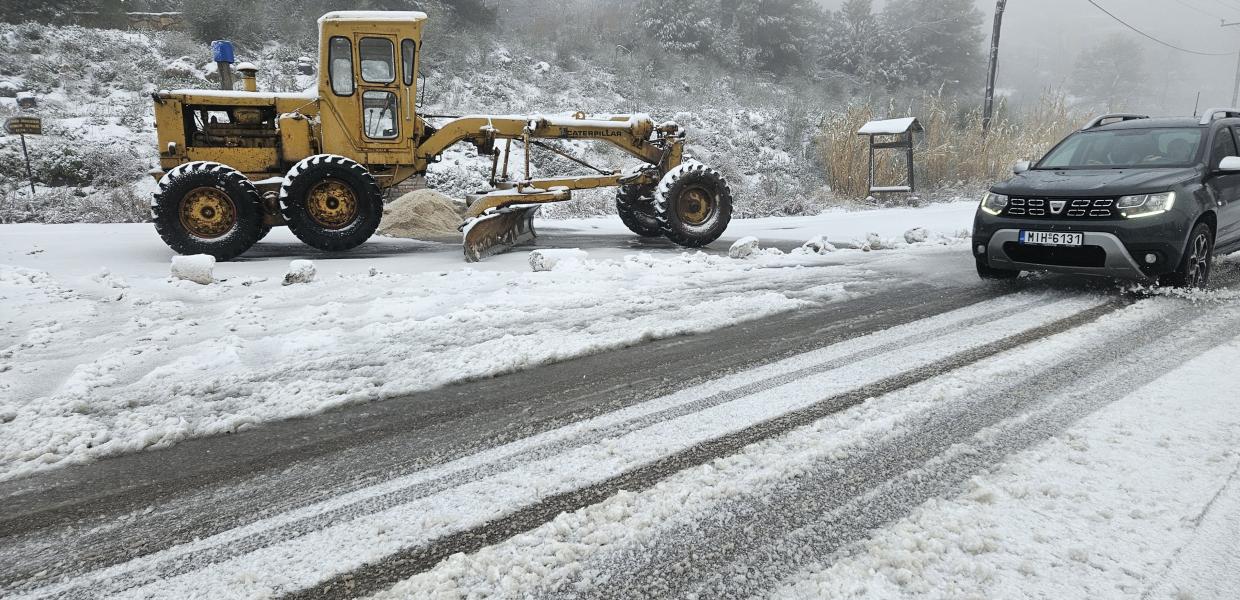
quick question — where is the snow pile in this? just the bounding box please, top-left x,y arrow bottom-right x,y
170,255 -> 215,285
800,236 -> 837,254
529,249 -> 588,272
376,189 -> 466,243
282,260 -> 316,286
729,236 -> 762,259
864,232 -> 894,251
904,227 -> 929,244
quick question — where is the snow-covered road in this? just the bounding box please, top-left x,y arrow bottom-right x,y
0,203 -> 971,481
4,203 -> 1240,599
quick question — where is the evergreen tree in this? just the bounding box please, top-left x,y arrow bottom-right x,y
636,0 -> 726,58
1070,34 -> 1147,108
820,0 -> 911,88
733,0 -> 823,75
880,0 -> 984,88
1,0 -> 90,24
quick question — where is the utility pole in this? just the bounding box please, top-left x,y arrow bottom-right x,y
983,0 -> 1008,134
1224,21 -> 1240,105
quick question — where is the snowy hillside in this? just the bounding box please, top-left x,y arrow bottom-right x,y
0,21 -> 838,224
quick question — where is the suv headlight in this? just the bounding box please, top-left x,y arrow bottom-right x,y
980,192 -> 1009,216
1117,192 -> 1175,218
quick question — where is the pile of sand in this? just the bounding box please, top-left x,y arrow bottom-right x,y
377,189 -> 468,243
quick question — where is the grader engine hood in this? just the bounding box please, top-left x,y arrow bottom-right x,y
152,90 -> 320,177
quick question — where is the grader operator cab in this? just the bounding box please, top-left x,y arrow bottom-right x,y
150,11 -> 733,262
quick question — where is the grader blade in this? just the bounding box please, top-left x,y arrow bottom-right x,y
462,207 -> 540,262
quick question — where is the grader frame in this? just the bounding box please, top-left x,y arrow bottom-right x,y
150,11 -> 730,261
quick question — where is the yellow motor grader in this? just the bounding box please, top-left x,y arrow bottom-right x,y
149,10 -> 733,261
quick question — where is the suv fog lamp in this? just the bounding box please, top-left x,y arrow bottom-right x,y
980,192 -> 1009,216
976,244 -> 986,255
1144,253 -> 1158,264
1118,192 -> 1176,218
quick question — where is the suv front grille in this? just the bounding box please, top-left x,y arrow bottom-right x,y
1004,197 -> 1117,219
1002,242 -> 1107,268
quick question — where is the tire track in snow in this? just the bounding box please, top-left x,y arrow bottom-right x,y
1,280 -> 1013,592
2,291 -> 1072,599
533,297 -> 1240,599
278,300 -> 1125,600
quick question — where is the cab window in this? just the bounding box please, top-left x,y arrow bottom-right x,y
328,37 -> 353,96
359,37 -> 395,84
401,39 -> 416,86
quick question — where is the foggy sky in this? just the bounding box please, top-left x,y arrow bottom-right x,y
821,0 -> 1240,112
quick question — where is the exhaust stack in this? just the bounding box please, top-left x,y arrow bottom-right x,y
236,62 -> 258,92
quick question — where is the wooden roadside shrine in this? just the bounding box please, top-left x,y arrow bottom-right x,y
857,117 -> 923,195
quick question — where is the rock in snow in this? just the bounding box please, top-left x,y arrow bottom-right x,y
170,254 -> 215,285
283,260 -> 317,285
904,227 -> 929,244
729,236 -> 761,259
801,236 -> 837,254
529,249 -> 588,272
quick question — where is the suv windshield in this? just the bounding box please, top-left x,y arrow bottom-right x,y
1036,127 -> 1203,169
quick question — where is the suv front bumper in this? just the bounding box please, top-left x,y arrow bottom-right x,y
982,229 -> 1152,280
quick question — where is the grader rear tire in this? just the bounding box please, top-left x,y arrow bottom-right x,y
616,185 -> 663,237
152,161 -> 264,261
279,155 -> 384,252
653,163 -> 733,247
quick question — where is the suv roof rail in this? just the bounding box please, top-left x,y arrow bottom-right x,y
1081,113 -> 1150,130
1199,107 -> 1240,125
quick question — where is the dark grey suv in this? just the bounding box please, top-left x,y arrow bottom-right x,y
973,109 -> 1240,288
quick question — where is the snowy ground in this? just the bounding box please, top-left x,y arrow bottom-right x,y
7,201 -> 1240,600
0,202 -> 974,481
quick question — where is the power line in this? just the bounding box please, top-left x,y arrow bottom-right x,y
1174,0 -> 1226,21
1209,0 -> 1240,14
1087,0 -> 1233,56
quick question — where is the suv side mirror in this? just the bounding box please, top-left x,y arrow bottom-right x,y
1219,156 -> 1240,172
1012,160 -> 1031,175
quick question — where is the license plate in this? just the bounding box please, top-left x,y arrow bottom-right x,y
1020,231 -> 1083,247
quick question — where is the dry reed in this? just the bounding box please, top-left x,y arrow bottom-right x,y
817,93 -> 1082,200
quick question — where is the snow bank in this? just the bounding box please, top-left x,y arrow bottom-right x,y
170,255 -> 215,285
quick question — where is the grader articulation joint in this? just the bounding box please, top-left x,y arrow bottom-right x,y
149,11 -> 733,262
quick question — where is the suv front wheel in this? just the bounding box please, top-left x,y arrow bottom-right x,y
1162,222 -> 1214,289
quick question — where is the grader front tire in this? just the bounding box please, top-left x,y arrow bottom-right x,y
279,155 -> 384,252
653,163 -> 733,248
616,185 -> 663,238
152,161 -> 264,261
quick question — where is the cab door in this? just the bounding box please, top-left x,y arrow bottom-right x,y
354,34 -> 413,163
